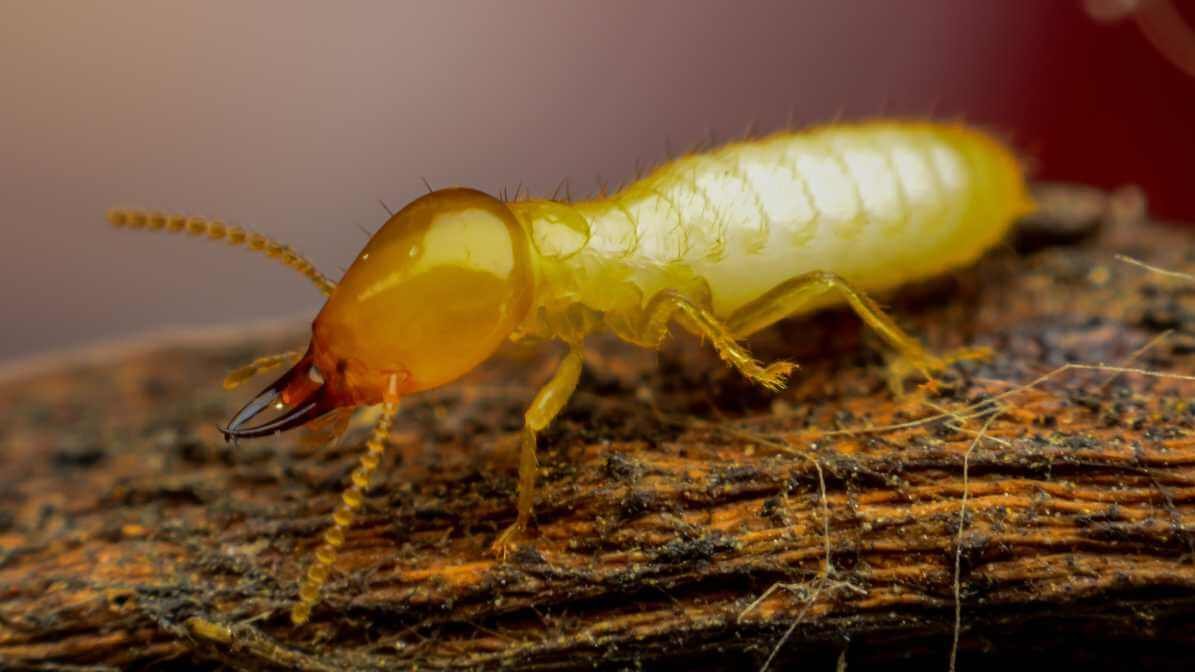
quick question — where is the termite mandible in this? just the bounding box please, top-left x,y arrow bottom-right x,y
107,119 -> 1032,624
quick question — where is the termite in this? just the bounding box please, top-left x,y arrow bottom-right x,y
107,119 -> 1032,625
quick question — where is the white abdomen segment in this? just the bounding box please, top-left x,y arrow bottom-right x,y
575,121 -> 1030,319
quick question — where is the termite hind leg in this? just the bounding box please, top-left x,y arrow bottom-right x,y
291,400 -> 398,626
725,270 -> 990,392
633,290 -> 797,391
491,345 -> 584,558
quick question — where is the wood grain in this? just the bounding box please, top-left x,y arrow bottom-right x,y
2,185 -> 1194,670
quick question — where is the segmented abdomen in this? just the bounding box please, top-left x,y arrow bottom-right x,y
572,121 -> 1031,318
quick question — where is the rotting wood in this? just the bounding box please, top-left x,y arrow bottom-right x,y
3,185 -> 1195,670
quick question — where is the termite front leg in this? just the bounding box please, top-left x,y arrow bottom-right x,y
491,345 -> 584,558
725,270 -> 988,389
633,290 -> 797,391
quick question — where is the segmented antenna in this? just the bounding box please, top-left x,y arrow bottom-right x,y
291,399 -> 398,625
106,208 -> 336,296
223,350 -> 303,390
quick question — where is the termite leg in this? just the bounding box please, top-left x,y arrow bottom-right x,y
291,400 -> 398,626
222,350 -> 303,390
724,270 -> 989,390
491,346 -> 584,558
633,290 -> 797,391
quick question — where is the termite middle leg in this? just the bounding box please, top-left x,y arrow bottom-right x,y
630,290 -> 797,391
725,270 -> 986,384
491,345 -> 584,558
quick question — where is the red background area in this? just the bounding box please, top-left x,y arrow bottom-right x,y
1015,3 -> 1195,220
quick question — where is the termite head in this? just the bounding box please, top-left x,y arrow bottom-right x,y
224,188 -> 534,439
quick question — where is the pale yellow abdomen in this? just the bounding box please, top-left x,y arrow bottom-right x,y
554,121 -> 1032,320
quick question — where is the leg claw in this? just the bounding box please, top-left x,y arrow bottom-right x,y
490,522 -> 525,559
886,346 -> 993,395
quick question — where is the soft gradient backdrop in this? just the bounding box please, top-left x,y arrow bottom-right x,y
3,1 -> 1193,363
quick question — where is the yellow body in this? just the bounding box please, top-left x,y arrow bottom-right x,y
510,120 -> 1030,343
313,189 -> 533,403
107,119 -> 1032,625
308,121 -> 1029,404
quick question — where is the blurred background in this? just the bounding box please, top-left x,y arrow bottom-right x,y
2,0 -> 1193,364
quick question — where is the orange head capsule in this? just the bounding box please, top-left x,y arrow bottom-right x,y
224,188 -> 534,439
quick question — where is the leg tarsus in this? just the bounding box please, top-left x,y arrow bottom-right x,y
490,347 -> 584,558
636,290 -> 798,391
491,427 -> 539,558
726,270 -> 981,393
886,344 -> 992,395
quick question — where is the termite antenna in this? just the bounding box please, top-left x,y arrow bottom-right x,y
564,179 -> 573,204
743,119 -> 759,140
106,208 -> 337,296
664,136 -> 675,160
223,350 -> 303,390
419,177 -> 434,194
513,181 -> 525,202
291,395 -> 399,625
633,157 -> 645,180
378,199 -> 394,216
596,174 -> 609,198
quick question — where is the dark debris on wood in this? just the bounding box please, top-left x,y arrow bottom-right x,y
3,184 -> 1195,670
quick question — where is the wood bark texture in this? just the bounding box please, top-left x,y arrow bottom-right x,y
3,185 -> 1195,670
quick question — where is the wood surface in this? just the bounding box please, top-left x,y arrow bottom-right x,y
3,185 -> 1195,670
